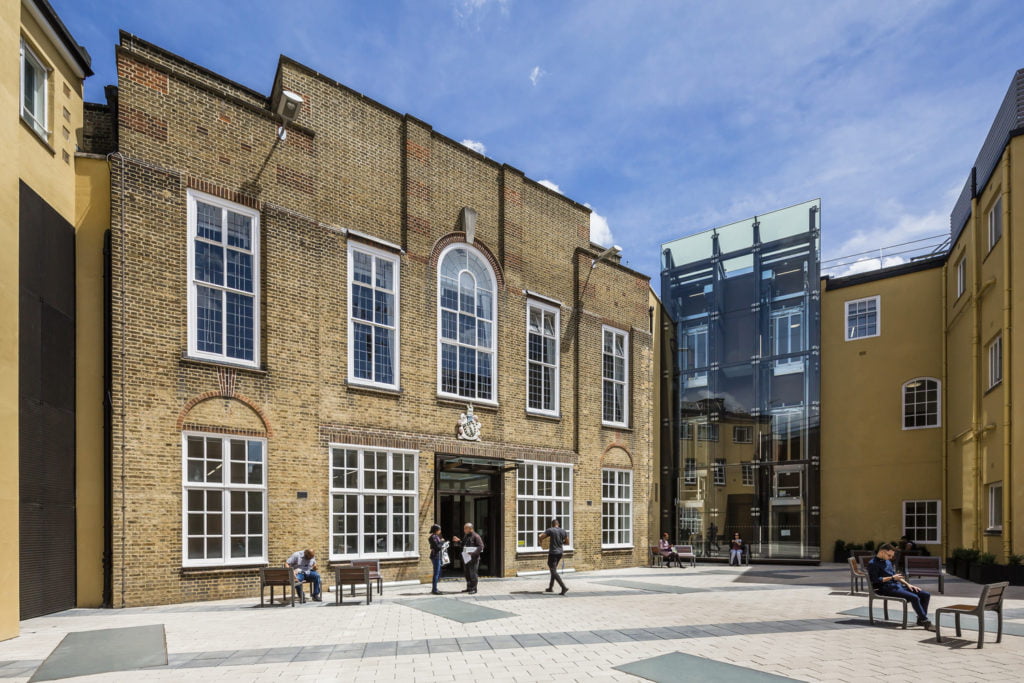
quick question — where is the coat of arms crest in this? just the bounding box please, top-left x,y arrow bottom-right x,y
457,405 -> 481,441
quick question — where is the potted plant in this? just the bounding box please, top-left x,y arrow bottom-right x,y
960,548 -> 980,579
949,548 -> 965,578
1008,554 -> 1024,586
833,539 -> 846,564
969,552 -> 1006,584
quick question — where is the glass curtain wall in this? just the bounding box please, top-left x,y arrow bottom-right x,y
661,200 -> 821,560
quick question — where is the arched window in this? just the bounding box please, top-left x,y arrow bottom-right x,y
902,378 -> 940,429
438,245 -> 496,401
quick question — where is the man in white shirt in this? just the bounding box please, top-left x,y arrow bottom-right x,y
285,549 -> 321,602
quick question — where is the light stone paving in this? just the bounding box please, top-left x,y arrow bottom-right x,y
1,564 -> 1022,682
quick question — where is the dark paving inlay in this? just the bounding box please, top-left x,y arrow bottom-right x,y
29,624 -> 166,682
397,597 -> 515,623
838,606 -> 1024,636
597,580 -> 709,594
614,651 -> 798,682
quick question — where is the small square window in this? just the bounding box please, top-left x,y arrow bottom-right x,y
733,426 -> 752,444
697,423 -> 719,442
845,296 -> 879,341
902,500 -> 940,544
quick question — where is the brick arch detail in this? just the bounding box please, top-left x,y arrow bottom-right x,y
429,233 -> 505,289
176,391 -> 274,437
601,443 -> 634,469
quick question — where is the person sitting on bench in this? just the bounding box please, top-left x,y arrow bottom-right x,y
285,548 -> 322,602
867,543 -> 931,629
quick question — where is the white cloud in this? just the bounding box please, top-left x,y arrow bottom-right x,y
584,202 -> 614,246
529,66 -> 545,86
537,179 -> 562,194
461,139 -> 487,155
454,0 -> 510,22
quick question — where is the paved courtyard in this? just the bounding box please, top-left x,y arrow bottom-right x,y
1,564 -> 1022,682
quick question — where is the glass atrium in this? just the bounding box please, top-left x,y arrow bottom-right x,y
661,200 -> 821,560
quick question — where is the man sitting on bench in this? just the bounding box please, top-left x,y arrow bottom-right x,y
285,548 -> 322,602
868,543 -> 931,629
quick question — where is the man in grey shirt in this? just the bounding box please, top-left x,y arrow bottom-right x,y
540,518 -> 569,595
285,549 -> 321,602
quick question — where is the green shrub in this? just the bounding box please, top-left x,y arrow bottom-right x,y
951,547 -> 967,560
864,540 -> 875,551
978,553 -> 997,565
1008,554 -> 1023,566
963,548 -> 981,563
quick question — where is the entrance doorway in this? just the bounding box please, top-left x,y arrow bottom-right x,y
436,456 -> 505,578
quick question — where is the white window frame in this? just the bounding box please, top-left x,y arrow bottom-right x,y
955,256 -> 966,299
988,483 -> 1003,531
601,468 -> 633,549
988,334 -> 1002,389
683,457 -> 696,486
902,377 -> 940,430
516,461 -> 573,553
902,499 -> 940,544
845,295 -> 880,341
698,423 -> 719,442
682,323 -> 708,387
186,190 -> 261,368
526,299 -> 560,416
20,38 -> 49,140
680,423 -> 693,441
436,243 -> 498,404
771,307 -> 804,374
601,325 -> 629,427
182,432 -> 267,568
741,462 -> 755,487
988,197 -> 1002,251
347,243 -> 400,390
328,444 -> 419,560
733,426 -> 752,444
712,458 -> 726,486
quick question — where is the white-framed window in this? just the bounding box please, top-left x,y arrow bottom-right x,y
902,378 -> 940,430
526,300 -> 559,415
733,426 -> 752,444
771,307 -> 804,374
741,462 -> 755,486
20,38 -> 48,139
988,334 -> 1002,389
329,445 -> 418,559
988,197 -> 1003,251
955,256 -> 966,299
348,244 -> 399,389
517,462 -> 572,552
902,500 -> 940,544
182,433 -> 266,567
680,507 -> 702,539
845,296 -> 879,341
698,423 -> 719,442
988,483 -> 1003,531
187,190 -> 260,367
712,458 -> 726,485
438,245 -> 496,402
601,469 -> 632,548
683,457 -> 696,486
601,326 -> 629,426
681,423 -> 693,441
682,323 -> 708,387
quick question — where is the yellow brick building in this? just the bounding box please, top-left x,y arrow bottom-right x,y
1,0 -> 104,641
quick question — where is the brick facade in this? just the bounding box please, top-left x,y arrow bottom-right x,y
108,32 -> 652,606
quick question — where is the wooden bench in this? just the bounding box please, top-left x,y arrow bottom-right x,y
936,581 -> 1008,648
334,565 -> 372,605
672,545 -> 696,568
867,578 -> 909,629
351,559 -> 383,595
260,567 -> 301,606
904,556 -> 944,594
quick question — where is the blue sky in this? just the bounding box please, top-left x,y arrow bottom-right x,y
55,0 -> 1024,291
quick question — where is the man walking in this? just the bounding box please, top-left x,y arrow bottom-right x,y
868,543 -> 932,629
285,548 -> 321,602
452,522 -> 484,594
540,518 -> 569,595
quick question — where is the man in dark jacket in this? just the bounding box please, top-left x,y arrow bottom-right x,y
868,543 -> 932,629
452,522 -> 484,594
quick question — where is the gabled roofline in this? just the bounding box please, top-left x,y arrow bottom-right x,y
24,0 -> 93,78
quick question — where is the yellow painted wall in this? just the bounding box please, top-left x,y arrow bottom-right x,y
75,156 -> 109,607
820,265 -> 944,558
1,0 -> 23,643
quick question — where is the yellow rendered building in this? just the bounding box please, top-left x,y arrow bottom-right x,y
1,0 -> 103,640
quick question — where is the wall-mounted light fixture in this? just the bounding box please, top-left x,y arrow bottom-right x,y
591,244 -> 622,269
273,89 -> 304,140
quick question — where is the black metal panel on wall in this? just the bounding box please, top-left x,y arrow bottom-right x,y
19,180 -> 77,620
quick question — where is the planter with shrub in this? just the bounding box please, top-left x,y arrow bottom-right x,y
969,553 -> 1008,584
1008,555 -> 1024,586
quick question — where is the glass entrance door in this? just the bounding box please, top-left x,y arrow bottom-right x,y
436,457 -> 502,577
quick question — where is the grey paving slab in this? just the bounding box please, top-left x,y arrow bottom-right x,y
363,641 -> 398,658
613,651 -> 799,682
596,579 -> 710,594
397,597 -> 516,623
28,624 -> 166,682
484,635 -> 523,650
838,606 -> 1024,636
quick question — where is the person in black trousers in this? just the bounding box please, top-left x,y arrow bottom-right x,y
428,524 -> 446,594
540,519 -> 569,594
452,522 -> 484,594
